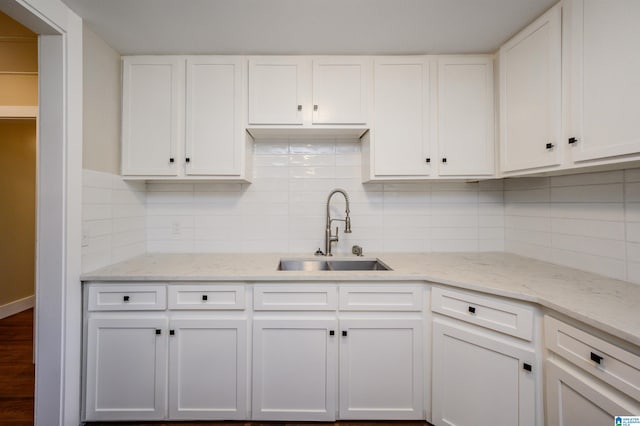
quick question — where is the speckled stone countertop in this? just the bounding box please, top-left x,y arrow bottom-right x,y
81,252 -> 640,347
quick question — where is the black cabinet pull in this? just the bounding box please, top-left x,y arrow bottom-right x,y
202,294 -> 208,301
169,158 -> 175,163
329,330 -> 335,336
297,105 -> 302,111
568,137 -> 578,145
169,330 -> 175,336
155,329 -> 161,335
546,143 -> 555,149
185,157 -> 190,163
523,363 -> 532,372
442,158 -> 447,163
342,330 -> 348,337
425,158 -> 431,163
590,352 -> 603,364
468,306 -> 476,314
123,295 -> 130,302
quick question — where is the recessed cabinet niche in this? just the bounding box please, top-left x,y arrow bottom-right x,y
121,56 -> 253,181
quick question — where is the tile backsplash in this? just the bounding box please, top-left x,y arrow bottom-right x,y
145,139 -> 504,254
81,139 -> 640,286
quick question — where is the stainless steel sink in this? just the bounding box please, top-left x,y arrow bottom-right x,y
278,258 -> 392,271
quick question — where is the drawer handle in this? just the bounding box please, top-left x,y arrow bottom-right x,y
329,330 -> 335,336
155,329 -> 161,335
169,330 -> 175,336
202,294 -> 208,301
342,330 -> 348,337
590,352 -> 603,365
123,295 -> 130,302
468,306 -> 476,314
546,142 -> 555,149
523,363 -> 532,372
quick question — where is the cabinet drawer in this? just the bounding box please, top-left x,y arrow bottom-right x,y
168,284 -> 245,310
87,284 -> 166,311
545,316 -> 640,401
431,287 -> 534,341
254,285 -> 337,311
339,285 -> 422,311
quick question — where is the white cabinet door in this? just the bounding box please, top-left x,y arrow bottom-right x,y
248,57 -> 307,125
339,318 -> 423,420
312,58 -> 368,124
85,317 -> 168,421
545,359 -> 640,426
432,318 -> 536,426
567,0 -> 640,163
252,317 -> 338,421
499,5 -> 562,173
168,318 -> 248,420
185,57 -> 244,176
437,56 -> 494,176
370,56 -> 433,178
122,56 -> 184,176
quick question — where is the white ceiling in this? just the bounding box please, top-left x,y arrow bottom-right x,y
61,0 -> 558,55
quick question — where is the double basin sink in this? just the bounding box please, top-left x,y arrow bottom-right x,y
278,258 -> 392,271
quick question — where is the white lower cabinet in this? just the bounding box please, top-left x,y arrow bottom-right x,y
545,359 -> 640,426
168,318 -> 247,420
339,318 -> 423,419
85,316 -> 169,421
252,317 -> 338,421
431,317 -> 537,426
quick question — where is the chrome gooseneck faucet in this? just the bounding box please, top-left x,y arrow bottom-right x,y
325,189 -> 352,256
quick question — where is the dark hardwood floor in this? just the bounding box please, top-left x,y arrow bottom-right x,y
0,309 -> 431,426
0,308 -> 35,425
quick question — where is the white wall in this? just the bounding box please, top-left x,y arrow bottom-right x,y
145,139 -> 505,254
504,168 -> 640,284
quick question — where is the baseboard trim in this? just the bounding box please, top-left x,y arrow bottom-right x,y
0,295 -> 35,319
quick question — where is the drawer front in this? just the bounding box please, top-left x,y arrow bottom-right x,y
87,284 -> 166,311
545,316 -> 640,401
431,287 -> 534,341
168,284 -> 245,310
254,285 -> 337,311
339,285 -> 422,311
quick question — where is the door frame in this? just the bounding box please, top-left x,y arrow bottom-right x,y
0,1 -> 82,425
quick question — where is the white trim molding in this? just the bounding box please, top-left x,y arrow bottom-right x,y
0,295 -> 35,319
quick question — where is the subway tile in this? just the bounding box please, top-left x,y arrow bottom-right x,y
431,227 -> 478,240
431,190 -> 478,204
550,248 -> 626,281
550,170 -> 623,187
335,140 -> 361,153
479,239 -> 504,252
253,165 -> 290,178
479,203 -> 504,216
194,182 -> 243,192
146,182 -> 194,192
505,228 -> 551,247
479,215 -> 504,227
289,166 -> 335,179
504,240 -> 552,262
626,261 -> 640,285
504,188 -> 550,203
552,233 -> 626,260
289,154 -> 335,167
550,217 -> 625,240
503,177 -> 549,191
550,184 -> 623,203
479,179 -> 504,191
253,155 -> 289,167
505,215 -> 550,232
290,141 -> 335,154
430,215 -> 477,228
504,202 -> 549,218
626,222 -> 640,243
82,186 -> 112,205
624,168 -> 640,183
479,227 -> 505,240
253,140 -> 290,155
431,239 -> 478,252
82,169 -> 114,189
383,239 -> 428,252
552,202 -> 624,222
83,204 -> 113,222
335,153 -> 361,166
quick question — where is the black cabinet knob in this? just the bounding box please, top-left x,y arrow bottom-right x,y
442,158 -> 447,163
425,158 -> 431,163
169,330 -> 175,336
342,330 -> 348,337
590,352 -> 603,364
329,330 -> 335,336
568,137 -> 578,145
155,329 -> 161,335
468,306 -> 476,314
123,295 -> 130,302
546,143 -> 555,149
523,363 -> 532,372
169,158 -> 175,163
202,294 -> 208,301
185,157 -> 190,163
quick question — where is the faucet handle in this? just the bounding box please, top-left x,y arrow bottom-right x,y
352,245 -> 363,257
314,248 -> 325,256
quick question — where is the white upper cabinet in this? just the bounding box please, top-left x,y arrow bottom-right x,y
364,56 -> 433,180
185,56 -> 245,176
122,56 -> 184,176
312,58 -> 368,124
247,56 -> 370,135
122,55 -> 252,181
499,4 -> 562,174
248,57 -> 306,125
566,0 -> 640,163
437,56 -> 495,176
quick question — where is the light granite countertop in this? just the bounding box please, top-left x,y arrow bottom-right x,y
82,252 -> 640,347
